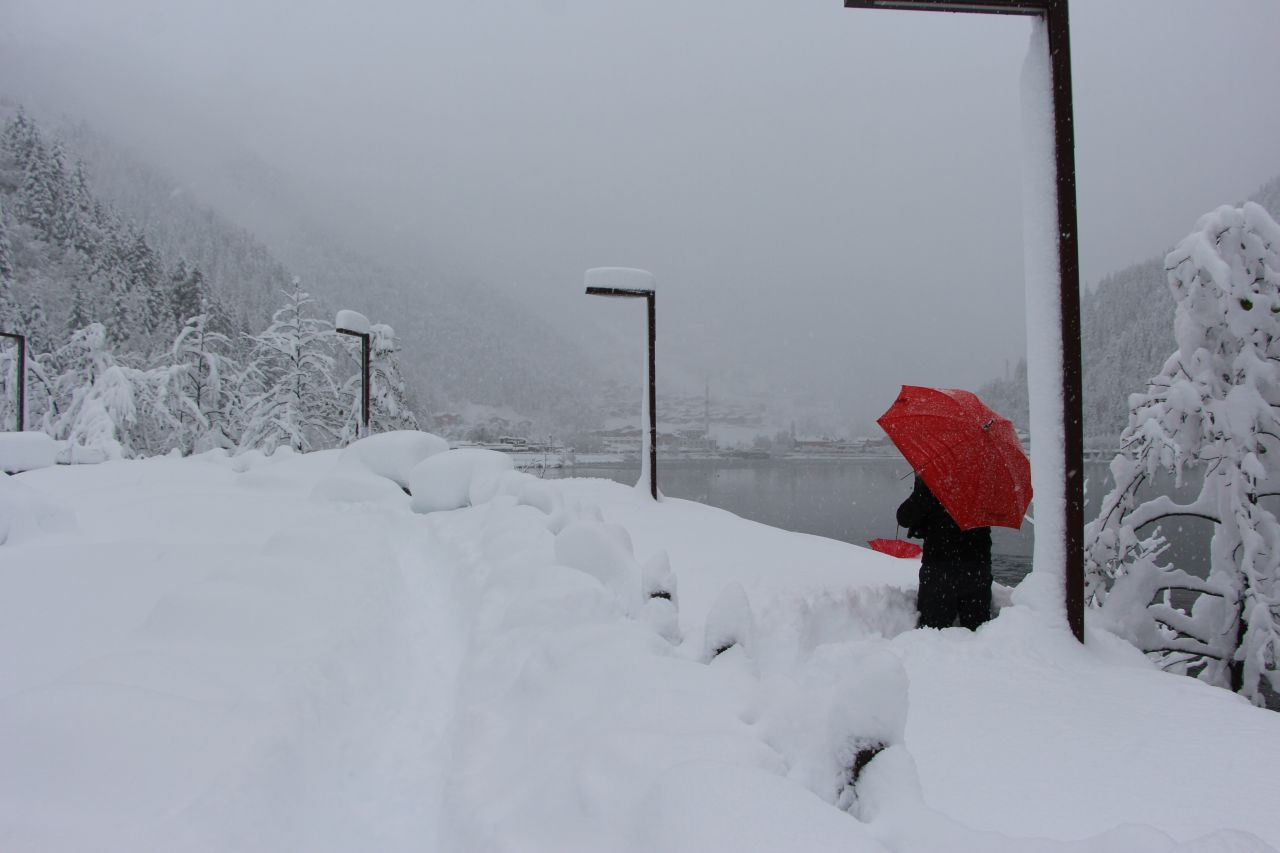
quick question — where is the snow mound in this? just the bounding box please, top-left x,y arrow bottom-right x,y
407,448 -> 514,513
639,596 -> 682,643
311,465 -> 411,504
704,582 -> 756,661
0,473 -> 77,545
0,432 -> 57,473
470,467 -> 533,507
56,443 -> 109,465
758,644 -> 909,815
517,479 -> 572,534
337,429 -> 448,488
554,520 -> 642,613
640,550 -> 677,603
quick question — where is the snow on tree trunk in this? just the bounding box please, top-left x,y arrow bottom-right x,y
1085,202 -> 1280,705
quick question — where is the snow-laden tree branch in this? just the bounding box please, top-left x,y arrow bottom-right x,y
1086,202 -> 1280,705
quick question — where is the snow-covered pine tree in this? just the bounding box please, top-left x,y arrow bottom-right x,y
16,133 -> 66,244
20,296 -> 51,354
0,212 -> 19,426
0,199 -> 15,328
67,284 -> 89,333
1085,202 -> 1280,705
203,291 -> 237,338
169,259 -> 203,327
126,229 -> 169,345
1,110 -> 40,171
238,281 -> 340,453
336,321 -> 419,444
62,160 -> 101,258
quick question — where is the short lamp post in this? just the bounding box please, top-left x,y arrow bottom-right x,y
585,268 -> 658,500
335,311 -> 372,440
843,0 -> 1084,643
0,331 -> 25,432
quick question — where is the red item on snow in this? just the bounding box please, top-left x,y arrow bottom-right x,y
868,538 -> 923,559
877,385 -> 1032,531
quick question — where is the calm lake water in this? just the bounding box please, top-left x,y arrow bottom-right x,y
548,457 -> 1222,587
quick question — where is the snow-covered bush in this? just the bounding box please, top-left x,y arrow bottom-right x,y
1085,202 -> 1280,704
36,323 -> 139,458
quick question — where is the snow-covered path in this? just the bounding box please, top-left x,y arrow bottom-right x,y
1,451 -> 474,851
3,446 -> 1280,852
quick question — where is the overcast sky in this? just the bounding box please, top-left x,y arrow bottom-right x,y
3,0 -> 1279,426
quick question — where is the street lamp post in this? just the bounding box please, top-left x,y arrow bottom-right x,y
844,0 -> 1085,642
0,331 -> 25,432
335,311 -> 372,440
585,268 -> 658,500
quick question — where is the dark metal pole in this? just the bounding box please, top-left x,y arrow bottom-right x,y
361,332 -> 372,438
585,285 -> 659,499
1046,0 -> 1085,643
336,328 -> 372,439
0,332 -> 23,432
647,292 -> 658,500
843,0 -> 1085,642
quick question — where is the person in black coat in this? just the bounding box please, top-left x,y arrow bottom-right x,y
896,475 -> 992,630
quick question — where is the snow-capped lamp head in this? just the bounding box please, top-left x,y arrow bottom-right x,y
583,267 -> 655,297
334,310 -> 371,337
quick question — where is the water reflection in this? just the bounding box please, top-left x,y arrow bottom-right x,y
551,458 -> 1035,583
550,458 -> 1241,588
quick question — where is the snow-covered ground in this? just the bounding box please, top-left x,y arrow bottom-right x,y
2,438 -> 1278,852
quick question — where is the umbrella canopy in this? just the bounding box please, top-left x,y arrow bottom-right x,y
868,538 -> 923,559
877,385 -> 1032,530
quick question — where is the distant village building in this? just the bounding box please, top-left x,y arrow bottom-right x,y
791,436 -> 895,456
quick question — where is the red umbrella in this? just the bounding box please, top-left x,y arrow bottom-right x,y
868,538 -> 922,559
877,385 -> 1032,530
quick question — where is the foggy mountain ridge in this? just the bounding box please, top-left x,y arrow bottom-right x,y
45,106 -> 863,438
979,172 -> 1280,442
36,108 -> 608,430
1,98 -> 867,442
